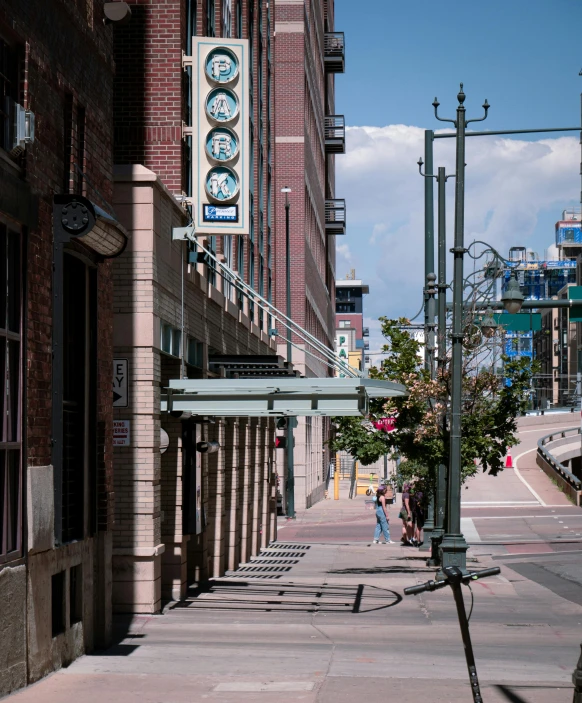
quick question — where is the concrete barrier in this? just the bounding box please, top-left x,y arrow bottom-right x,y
536,426 -> 582,506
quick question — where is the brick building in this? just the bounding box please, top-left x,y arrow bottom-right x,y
0,1 -> 126,696
273,0 -> 345,509
111,0 -> 278,612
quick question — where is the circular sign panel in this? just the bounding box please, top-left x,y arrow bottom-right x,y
205,47 -> 239,84
205,166 -> 240,203
205,127 -> 239,163
205,87 -> 239,123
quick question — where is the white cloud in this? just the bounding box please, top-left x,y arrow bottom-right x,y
338,125 -> 579,322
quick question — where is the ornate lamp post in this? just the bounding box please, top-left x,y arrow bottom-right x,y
433,84 -> 489,571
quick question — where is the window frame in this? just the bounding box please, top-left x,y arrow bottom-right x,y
0,220 -> 24,564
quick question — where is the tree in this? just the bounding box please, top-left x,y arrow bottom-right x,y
330,317 -> 537,491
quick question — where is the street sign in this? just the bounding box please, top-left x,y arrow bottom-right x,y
113,358 -> 128,407
113,420 -> 130,446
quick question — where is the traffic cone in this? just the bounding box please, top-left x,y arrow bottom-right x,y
505,451 -> 513,469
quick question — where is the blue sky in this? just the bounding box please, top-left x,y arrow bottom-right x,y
334,0 -> 582,356
335,0 -> 581,132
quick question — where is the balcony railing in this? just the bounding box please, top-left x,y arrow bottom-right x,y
362,327 -> 369,337
324,32 -> 345,73
325,199 -> 346,236
324,115 -> 345,154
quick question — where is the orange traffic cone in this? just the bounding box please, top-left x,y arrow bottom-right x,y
505,451 -> 513,469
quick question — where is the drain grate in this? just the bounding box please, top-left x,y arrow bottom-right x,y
226,573 -> 282,580
259,551 -> 306,558
269,543 -> 310,550
236,565 -> 292,573
250,558 -> 300,565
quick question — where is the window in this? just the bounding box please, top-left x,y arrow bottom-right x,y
222,0 -> 232,37
235,0 -> 242,38
62,254 -> 97,543
187,338 -> 204,368
52,571 -> 66,637
207,0 -> 215,36
223,235 -> 233,300
161,322 -> 182,358
0,37 -> 19,154
63,96 -> 86,195
206,236 -> 217,286
0,224 -> 22,563
69,564 -> 83,626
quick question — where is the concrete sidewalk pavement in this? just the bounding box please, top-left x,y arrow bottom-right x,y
6,496 -> 581,703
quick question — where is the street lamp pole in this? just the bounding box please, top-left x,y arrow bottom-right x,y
432,166 -> 453,565
282,186 -> 295,519
422,130 -> 436,550
434,85 -> 489,571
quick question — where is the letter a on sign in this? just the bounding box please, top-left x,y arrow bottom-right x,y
113,358 -> 129,408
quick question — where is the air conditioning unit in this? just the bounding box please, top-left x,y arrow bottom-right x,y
8,100 -> 35,155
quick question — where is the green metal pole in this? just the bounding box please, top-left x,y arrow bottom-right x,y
285,193 -> 295,519
427,166 -> 448,567
421,130 -> 436,551
439,86 -> 472,571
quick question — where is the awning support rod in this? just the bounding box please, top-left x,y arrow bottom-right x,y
196,238 -> 362,377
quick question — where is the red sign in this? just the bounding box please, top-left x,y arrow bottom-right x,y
373,417 -> 396,433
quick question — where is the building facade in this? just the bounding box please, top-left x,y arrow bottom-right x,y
273,0 -> 344,509
335,274 -> 370,374
111,0 -> 279,612
0,1 -> 124,695
533,284 -> 578,408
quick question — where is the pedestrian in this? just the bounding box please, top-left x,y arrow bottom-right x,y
372,485 -> 393,544
399,482 -> 413,545
411,486 -> 425,547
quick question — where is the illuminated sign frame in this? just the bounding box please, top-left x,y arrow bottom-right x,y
190,37 -> 250,236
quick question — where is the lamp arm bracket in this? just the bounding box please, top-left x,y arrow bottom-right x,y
466,101 -> 490,126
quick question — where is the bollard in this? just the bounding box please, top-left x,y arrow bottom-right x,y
334,453 -> 340,500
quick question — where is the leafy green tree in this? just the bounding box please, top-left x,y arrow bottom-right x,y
330,317 -> 537,491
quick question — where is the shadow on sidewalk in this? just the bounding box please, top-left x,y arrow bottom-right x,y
329,566 -> 436,575
172,580 -> 403,614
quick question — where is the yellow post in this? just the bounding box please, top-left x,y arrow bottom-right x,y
334,453 -> 340,500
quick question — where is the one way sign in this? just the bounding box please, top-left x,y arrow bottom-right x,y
113,359 -> 129,408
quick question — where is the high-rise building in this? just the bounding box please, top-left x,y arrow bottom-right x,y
111,0 -> 278,612
273,0 -> 345,508
335,274 -> 370,374
0,1 -> 126,695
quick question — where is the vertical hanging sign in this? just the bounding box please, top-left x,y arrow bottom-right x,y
189,37 -> 249,236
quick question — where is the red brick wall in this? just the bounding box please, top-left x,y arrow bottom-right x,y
0,0 -> 117,526
274,0 -> 337,358
113,0 -> 185,194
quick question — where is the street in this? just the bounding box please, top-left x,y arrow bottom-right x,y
7,416 -> 582,703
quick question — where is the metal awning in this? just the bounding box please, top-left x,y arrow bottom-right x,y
161,377 -> 407,418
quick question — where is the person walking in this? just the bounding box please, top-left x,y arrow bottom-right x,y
399,482 -> 413,545
373,485 -> 393,544
411,486 -> 425,547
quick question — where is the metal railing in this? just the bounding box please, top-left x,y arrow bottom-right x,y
325,199 -> 346,235
537,426 -> 582,494
324,115 -> 345,154
324,32 -> 345,73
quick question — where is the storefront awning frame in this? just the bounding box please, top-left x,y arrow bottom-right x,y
161,377 -> 407,418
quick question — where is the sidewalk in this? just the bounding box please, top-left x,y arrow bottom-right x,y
6,493 -> 580,703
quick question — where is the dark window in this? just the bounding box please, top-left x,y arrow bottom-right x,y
52,571 -> 66,637
207,0 -> 215,36
0,37 -> 19,154
235,0 -> 242,38
0,225 -> 22,563
61,254 -> 96,543
69,564 -> 83,625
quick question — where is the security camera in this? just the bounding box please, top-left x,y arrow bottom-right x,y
170,410 -> 192,420
104,2 -> 132,25
196,441 -> 220,454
